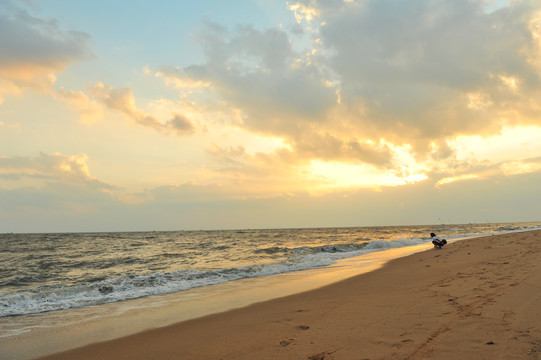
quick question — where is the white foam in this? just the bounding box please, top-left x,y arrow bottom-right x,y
0,237 -> 430,317
4,224 -> 541,318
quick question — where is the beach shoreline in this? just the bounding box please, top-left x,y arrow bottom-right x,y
28,229 -> 541,359
1,242 -> 434,360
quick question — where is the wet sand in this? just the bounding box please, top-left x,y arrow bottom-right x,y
37,230 -> 541,359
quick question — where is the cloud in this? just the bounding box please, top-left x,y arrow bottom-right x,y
3,167 -> 541,232
0,1 -> 93,101
89,82 -> 195,134
54,88 -> 103,124
160,23 -> 338,134
0,153 -> 119,232
148,0 -> 541,188
183,3 -> 539,148
0,152 -> 111,189
166,113 -> 196,134
307,0 -> 541,145
293,132 -> 393,166
0,152 -> 124,231
156,22 -> 395,167
89,82 -> 162,130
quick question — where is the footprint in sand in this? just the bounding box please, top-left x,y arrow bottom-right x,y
280,339 -> 295,347
307,352 -> 332,360
392,339 -> 414,348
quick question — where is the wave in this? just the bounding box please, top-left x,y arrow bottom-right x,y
0,237 -> 428,317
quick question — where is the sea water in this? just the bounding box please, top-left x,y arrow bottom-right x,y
2,223 -> 541,359
2,222 -> 540,320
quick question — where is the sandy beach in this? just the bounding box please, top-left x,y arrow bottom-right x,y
37,230 -> 541,360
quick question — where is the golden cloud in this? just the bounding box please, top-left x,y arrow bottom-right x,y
89,82 -> 195,134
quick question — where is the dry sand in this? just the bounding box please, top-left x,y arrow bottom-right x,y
38,230 -> 541,360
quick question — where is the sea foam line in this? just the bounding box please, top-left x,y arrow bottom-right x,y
0,237 -> 432,317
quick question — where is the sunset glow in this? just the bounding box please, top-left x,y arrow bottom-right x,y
1,0 -> 541,232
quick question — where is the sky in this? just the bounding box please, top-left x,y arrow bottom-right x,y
1,0 -> 541,233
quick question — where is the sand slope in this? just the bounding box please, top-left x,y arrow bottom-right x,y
38,230 -> 541,360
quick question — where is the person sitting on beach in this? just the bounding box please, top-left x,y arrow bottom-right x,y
431,233 -> 447,249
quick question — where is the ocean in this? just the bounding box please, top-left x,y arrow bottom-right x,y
2,222 -> 540,321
